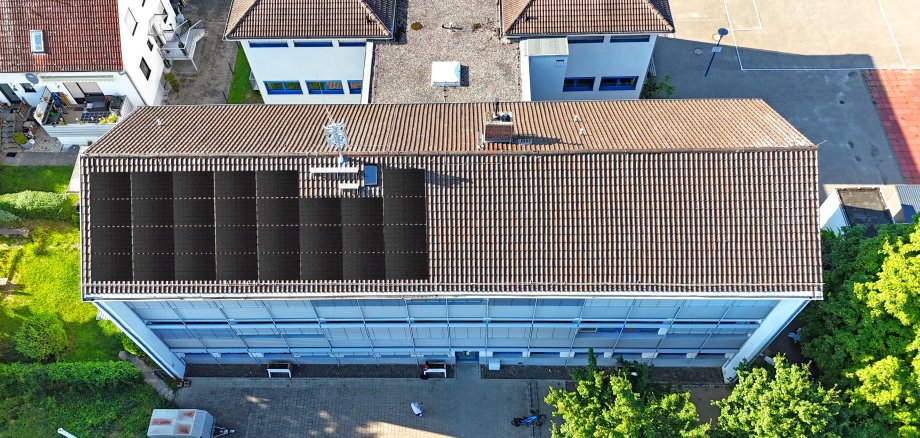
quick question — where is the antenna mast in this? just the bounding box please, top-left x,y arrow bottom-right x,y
322,118 -> 349,166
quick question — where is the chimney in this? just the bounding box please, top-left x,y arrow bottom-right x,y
483,104 -> 514,143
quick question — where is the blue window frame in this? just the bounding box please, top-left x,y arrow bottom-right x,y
609,35 -> 650,43
293,41 -> 333,47
339,41 -> 366,47
562,77 -> 594,92
249,41 -> 288,48
306,80 -> 344,94
264,81 -> 303,94
347,80 -> 362,94
599,76 -> 639,91
568,36 -> 604,44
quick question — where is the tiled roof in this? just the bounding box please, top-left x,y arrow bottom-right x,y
84,100 -> 811,156
80,100 -> 822,300
502,0 -> 674,36
225,0 -> 395,39
0,0 -> 123,72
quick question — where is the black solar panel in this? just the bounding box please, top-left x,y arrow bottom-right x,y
300,198 -> 341,225
383,197 -> 426,225
383,168 -> 426,197
383,225 -> 427,253
340,198 -> 383,225
215,227 -> 257,253
90,227 -> 132,256
133,227 -> 175,255
385,252 -> 429,280
258,253 -> 299,281
90,254 -> 133,281
132,198 -> 173,226
175,253 -> 216,281
259,226 -> 299,253
343,253 -> 386,280
91,199 -> 132,227
257,171 -> 298,198
300,226 -> 341,253
174,227 -> 215,254
342,225 -> 385,253
301,252 -> 343,280
215,171 -> 255,197
258,198 -> 298,225
216,253 -> 258,280
131,173 -> 173,198
215,199 -> 256,225
173,172 -> 213,198
133,253 -> 175,281
89,173 -> 130,200
173,199 -> 214,226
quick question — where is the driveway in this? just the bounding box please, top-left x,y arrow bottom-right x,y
166,0 -> 238,104
176,364 -> 560,438
655,0 -> 920,199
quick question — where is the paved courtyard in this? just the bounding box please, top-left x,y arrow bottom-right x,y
176,364 -> 561,438
656,0 -> 920,199
165,0 -> 238,105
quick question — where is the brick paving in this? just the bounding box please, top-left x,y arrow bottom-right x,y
864,71 -> 920,183
176,365 -> 560,437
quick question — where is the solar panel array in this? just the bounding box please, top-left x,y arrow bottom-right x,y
88,168 -> 428,282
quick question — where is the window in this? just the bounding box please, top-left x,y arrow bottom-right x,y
339,41 -> 366,47
293,41 -> 333,47
147,39 -> 154,51
139,58 -> 151,79
20,83 -> 35,92
348,80 -> 362,94
264,81 -> 303,94
562,77 -> 594,92
124,10 -> 138,36
599,76 -> 638,91
249,41 -> 288,48
568,36 -> 604,44
29,30 -> 45,53
609,35 -> 650,43
306,80 -> 344,94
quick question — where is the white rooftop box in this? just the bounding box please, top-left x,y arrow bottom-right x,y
432,61 -> 461,87
147,409 -> 215,438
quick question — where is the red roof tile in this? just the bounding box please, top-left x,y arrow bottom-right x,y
0,0 -> 123,72
502,0 -> 674,36
225,0 -> 395,39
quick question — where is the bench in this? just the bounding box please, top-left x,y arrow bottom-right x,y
267,362 -> 293,378
423,361 -> 447,378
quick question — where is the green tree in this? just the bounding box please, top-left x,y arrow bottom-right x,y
800,224 -> 920,435
546,369 -> 707,437
14,313 -> 69,361
714,356 -> 845,438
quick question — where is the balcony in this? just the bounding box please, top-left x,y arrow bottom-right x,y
156,19 -> 207,71
32,88 -> 127,144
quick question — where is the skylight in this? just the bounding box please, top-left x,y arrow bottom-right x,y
29,30 -> 44,54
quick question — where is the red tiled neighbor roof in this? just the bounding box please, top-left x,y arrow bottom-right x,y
502,0 -> 674,36
225,0 -> 396,39
0,0 -> 123,72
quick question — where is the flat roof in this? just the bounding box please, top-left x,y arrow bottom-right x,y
80,101 -> 822,301
370,0 -> 521,103
837,188 -> 893,228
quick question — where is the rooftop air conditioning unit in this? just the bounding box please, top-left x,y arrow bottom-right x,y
431,61 -> 461,87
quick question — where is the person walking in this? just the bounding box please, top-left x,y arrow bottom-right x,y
410,401 -> 423,417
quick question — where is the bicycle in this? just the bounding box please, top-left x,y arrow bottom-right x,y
511,410 -> 546,427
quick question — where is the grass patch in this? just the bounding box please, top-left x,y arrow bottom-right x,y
0,223 -> 121,362
227,48 -> 264,104
0,166 -> 73,194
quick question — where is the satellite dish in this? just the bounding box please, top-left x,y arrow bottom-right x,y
25,73 -> 39,84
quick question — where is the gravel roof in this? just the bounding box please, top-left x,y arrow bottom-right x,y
371,0 -> 521,103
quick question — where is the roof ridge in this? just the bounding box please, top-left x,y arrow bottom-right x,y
354,0 -> 392,37
225,0 -> 261,38
642,0 -> 674,32
503,0 -> 535,34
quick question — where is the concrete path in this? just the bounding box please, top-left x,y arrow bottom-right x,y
166,0 -> 238,105
0,151 -> 77,166
176,374 -> 560,438
120,351 -> 176,401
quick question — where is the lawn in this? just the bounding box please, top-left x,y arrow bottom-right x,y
0,165 -> 73,194
227,48 -> 263,104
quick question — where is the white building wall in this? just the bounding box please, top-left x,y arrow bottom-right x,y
525,35 -> 656,101
242,40 -> 369,104
117,0 -> 173,105
819,190 -> 848,232
721,299 -> 808,381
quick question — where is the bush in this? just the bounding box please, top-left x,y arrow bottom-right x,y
641,75 -> 675,99
120,334 -> 145,358
12,132 -> 27,145
0,361 -> 141,396
0,209 -> 21,227
163,72 -> 182,91
14,313 -> 69,361
0,191 -> 75,221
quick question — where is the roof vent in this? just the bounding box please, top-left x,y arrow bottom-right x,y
431,61 -> 461,87
29,30 -> 45,54
484,111 -> 514,143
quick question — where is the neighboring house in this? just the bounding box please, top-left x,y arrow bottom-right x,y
226,0 -> 671,104
0,0 -> 204,145
80,99 -> 821,381
820,185 -> 920,232
505,0 -> 673,101
224,0 -> 394,104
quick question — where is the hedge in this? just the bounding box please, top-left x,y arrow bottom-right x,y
0,191 -> 75,222
0,209 -> 21,227
0,361 -> 141,397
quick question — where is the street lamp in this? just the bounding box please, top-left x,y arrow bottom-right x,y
704,28 -> 730,77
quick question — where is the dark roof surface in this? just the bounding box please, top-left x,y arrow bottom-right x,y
225,0 -> 395,39
502,0 -> 674,36
80,101 -> 822,300
84,100 -> 812,156
0,0 -> 123,72
838,188 -> 893,229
